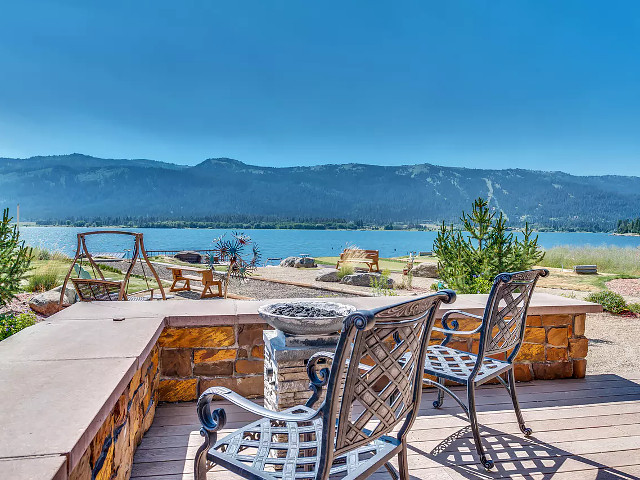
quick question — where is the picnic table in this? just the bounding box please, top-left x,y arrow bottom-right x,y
168,266 -> 223,299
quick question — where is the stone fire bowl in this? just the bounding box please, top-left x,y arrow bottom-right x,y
257,301 -> 356,336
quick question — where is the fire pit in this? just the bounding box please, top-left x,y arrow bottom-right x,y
259,300 -> 356,410
258,300 -> 355,336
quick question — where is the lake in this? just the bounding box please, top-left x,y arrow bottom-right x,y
18,227 -> 640,260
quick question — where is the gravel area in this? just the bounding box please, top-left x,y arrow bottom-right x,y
585,312 -> 640,377
607,278 -> 640,299
0,292 -> 47,320
254,265 -> 436,294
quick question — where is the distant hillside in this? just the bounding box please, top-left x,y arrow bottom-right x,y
1,153 -> 638,230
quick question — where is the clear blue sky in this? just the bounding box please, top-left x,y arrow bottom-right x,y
0,0 -> 639,175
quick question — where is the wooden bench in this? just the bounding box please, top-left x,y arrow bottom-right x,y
574,265 -> 598,275
168,266 -> 223,298
335,248 -> 381,272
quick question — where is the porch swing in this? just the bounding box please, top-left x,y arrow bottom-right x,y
59,231 -> 166,305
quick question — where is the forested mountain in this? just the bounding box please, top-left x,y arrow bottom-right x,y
1,153 -> 638,230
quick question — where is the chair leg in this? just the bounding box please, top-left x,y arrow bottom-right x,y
397,438 -> 409,480
507,369 -> 532,436
194,430 -> 214,480
467,382 -> 494,470
433,376 -> 445,408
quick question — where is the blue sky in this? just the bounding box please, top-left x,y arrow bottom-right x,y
0,1 -> 639,175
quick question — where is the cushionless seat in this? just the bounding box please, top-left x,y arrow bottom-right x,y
194,291 -> 456,480
424,344 -> 511,384
208,403 -> 399,479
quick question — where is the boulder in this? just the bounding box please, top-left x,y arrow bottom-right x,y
280,256 -> 299,267
174,251 -> 202,263
341,272 -> 394,288
29,285 -> 77,316
412,262 -> 439,278
294,257 -> 316,268
316,268 -> 340,282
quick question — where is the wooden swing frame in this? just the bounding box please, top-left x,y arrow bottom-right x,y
59,231 -> 166,305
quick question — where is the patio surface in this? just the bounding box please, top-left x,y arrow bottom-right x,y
131,374 -> 640,479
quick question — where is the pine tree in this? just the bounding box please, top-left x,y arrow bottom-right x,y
434,198 -> 545,294
0,208 -> 32,306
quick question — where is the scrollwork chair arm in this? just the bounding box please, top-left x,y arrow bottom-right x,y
199,386 -> 321,423
434,310 -> 484,345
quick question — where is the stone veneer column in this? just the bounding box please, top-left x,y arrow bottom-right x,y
157,323 -> 271,401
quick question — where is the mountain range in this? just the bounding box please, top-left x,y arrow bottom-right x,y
1,153 -> 638,230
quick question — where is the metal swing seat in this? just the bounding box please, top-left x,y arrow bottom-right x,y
194,291 -> 456,480
423,268 -> 549,470
59,231 -> 166,305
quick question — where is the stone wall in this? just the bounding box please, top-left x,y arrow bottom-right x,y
69,346 -> 159,480
157,323 -> 270,402
157,313 -> 588,403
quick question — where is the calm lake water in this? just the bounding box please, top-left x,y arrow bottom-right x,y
18,227 -> 640,260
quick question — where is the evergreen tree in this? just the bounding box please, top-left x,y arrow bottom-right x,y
434,198 -> 545,294
0,208 -> 32,306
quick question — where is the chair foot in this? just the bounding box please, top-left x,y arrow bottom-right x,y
480,455 -> 494,470
432,377 -> 445,409
521,425 -> 533,436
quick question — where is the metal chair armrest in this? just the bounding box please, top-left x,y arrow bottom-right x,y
437,310 -> 484,345
198,386 -> 321,426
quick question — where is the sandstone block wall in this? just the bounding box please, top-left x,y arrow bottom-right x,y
157,313 -> 588,402
69,346 -> 159,480
157,323 -> 270,402
431,313 -> 588,382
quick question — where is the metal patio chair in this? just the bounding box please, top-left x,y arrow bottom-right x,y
423,269 -> 549,470
195,290 -> 456,480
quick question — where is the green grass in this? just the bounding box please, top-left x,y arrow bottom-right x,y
539,246 -> 640,276
23,259 -> 169,294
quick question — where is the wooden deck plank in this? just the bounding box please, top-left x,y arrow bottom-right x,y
132,376 -> 640,479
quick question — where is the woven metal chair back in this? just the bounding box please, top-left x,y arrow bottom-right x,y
318,291 -> 455,471
479,269 -> 548,360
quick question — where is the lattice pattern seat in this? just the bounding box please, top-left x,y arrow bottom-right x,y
425,345 -> 510,385
209,406 -> 398,480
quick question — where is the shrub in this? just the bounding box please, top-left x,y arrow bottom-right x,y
0,312 -> 36,341
585,290 -> 628,314
627,303 -> 640,314
27,267 -> 59,292
337,264 -> 354,280
30,247 -> 67,261
371,270 -> 397,296
0,208 -> 32,306
433,198 -> 545,294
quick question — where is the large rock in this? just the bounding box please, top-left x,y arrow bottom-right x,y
294,257 -> 316,268
315,268 -> 339,282
341,272 -> 394,288
280,256 -> 298,267
174,251 -> 202,263
29,285 -> 77,316
412,262 -> 439,278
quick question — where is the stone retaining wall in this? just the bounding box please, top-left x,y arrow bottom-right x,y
157,324 -> 271,402
156,313 -> 588,401
69,347 -> 159,480
438,312 -> 587,382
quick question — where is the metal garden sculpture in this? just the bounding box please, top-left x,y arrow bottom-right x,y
210,232 -> 261,298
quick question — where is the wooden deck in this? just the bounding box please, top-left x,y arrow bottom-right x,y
132,374 -> 640,479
